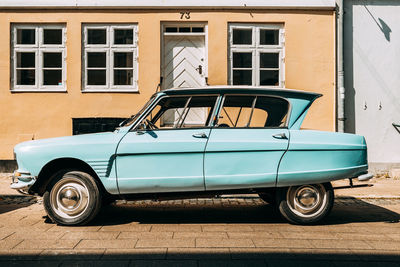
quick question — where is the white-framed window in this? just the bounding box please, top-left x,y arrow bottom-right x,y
11,24 -> 66,92
82,24 -> 138,92
228,24 -> 285,87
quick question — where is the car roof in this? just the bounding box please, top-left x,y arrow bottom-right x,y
160,86 -> 322,100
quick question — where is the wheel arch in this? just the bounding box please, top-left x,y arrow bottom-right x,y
30,157 -> 108,196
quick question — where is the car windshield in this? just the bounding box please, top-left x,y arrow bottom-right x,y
118,95 -> 156,127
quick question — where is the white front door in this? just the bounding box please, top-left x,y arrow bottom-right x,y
162,24 -> 207,125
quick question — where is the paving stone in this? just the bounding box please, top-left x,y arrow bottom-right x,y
103,248 -> 167,260
61,231 -> 119,240
289,248 -> 359,261
39,249 -> 105,260
0,260 -> 60,267
8,231 -> 64,240
266,259 -> 335,267
48,225 -> 102,232
76,239 -> 138,249
308,239 -> 372,250
151,225 -> 202,232
252,238 -> 314,249
118,232 -> 173,239
167,248 -> 231,259
227,232 -> 281,239
100,225 -> 152,232
230,248 -> 292,259
173,232 -> 228,239
334,232 -> 390,241
0,249 -> 42,260
196,238 -> 254,248
198,259 -> 267,267
350,249 -> 400,261
332,261 -> 399,267
136,238 -> 195,248
279,231 -> 337,240
367,240 -> 400,250
202,225 -> 254,232
129,260 -> 197,267
61,260 -> 130,267
15,239 -> 79,250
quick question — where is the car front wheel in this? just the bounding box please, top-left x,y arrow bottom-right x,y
277,183 -> 334,225
43,170 -> 102,226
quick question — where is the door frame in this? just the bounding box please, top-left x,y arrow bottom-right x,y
160,22 -> 208,90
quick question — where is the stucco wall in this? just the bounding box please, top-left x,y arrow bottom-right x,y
344,0 -> 400,167
0,9 -> 335,159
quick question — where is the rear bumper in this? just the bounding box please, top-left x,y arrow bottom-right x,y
357,173 -> 373,181
10,171 -> 36,191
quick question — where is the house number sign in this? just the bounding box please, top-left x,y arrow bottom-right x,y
180,11 -> 191,19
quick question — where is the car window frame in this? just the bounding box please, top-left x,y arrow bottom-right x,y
214,94 -> 291,129
130,94 -> 221,132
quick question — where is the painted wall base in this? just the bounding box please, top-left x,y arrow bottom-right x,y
369,162 -> 400,176
0,160 -> 17,173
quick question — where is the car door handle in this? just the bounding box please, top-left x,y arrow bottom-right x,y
192,132 -> 208,138
272,133 -> 288,139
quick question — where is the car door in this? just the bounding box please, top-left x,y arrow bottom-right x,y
116,95 -> 218,194
204,95 -> 290,190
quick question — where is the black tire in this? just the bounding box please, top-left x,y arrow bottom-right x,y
43,170 -> 102,226
277,182 -> 334,225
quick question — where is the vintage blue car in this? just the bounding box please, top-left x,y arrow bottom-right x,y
11,86 -> 372,225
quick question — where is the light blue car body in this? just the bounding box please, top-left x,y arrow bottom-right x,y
13,87 -> 368,196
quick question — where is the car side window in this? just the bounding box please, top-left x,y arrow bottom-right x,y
135,95 -> 218,130
217,95 -> 288,128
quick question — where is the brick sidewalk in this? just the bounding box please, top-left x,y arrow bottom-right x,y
0,174 -> 399,266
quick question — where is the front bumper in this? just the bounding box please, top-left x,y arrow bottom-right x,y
10,171 -> 36,191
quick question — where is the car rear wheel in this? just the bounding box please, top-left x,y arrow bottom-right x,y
43,170 -> 102,226
277,183 -> 334,225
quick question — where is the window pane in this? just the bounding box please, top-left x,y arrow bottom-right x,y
256,96 -> 288,127
43,29 -> 62,44
260,53 -> 279,68
192,27 -> 204,33
17,29 -> 35,44
17,52 -> 35,68
180,96 -> 218,128
179,27 -> 190,33
17,70 -> 35,85
233,52 -> 252,68
165,27 -> 178,33
233,29 -> 252,45
233,70 -> 252,85
43,70 -> 62,85
139,97 -> 189,129
73,118 -> 125,135
87,52 -> 106,68
114,70 -> 133,85
114,29 -> 133,45
139,96 -> 217,129
87,29 -> 106,44
260,29 -> 279,45
43,52 -> 62,68
219,96 -> 255,127
114,52 -> 133,68
249,108 -> 268,127
88,70 -> 106,85
260,70 -> 279,86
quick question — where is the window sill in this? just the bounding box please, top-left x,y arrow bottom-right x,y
10,88 -> 67,93
82,89 -> 139,93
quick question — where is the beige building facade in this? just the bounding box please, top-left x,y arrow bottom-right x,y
0,0 -> 336,162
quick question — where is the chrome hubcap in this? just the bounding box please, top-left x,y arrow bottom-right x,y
287,184 -> 327,218
50,176 -> 89,219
